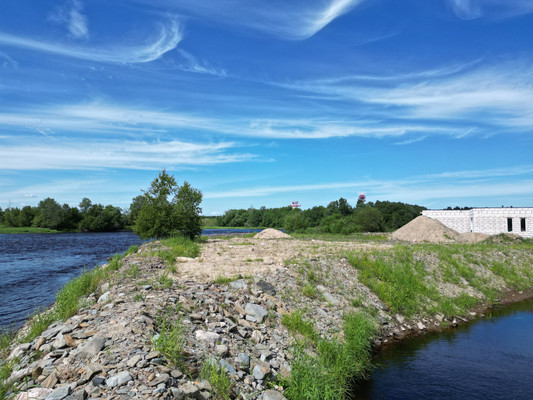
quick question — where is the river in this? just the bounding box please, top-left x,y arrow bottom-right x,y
0,229 -> 263,329
356,299 -> 533,400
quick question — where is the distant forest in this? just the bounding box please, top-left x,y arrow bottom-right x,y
213,199 -> 427,233
0,198 -> 129,232
1,196 -> 428,234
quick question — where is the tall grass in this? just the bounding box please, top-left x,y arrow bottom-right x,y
200,359 -> 234,400
151,306 -> 185,367
284,312 -> 376,400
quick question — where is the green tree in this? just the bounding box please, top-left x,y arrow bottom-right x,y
126,195 -> 146,226
174,181 -> 203,239
353,207 -> 385,232
18,206 -> 35,227
34,198 -> 64,229
134,170 -> 203,240
284,210 -> 309,233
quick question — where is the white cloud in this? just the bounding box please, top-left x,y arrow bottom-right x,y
0,101 -> 453,140
448,0 -> 533,20
449,0 -> 483,20
274,62 -> 533,133
0,139 -> 255,170
177,49 -> 227,77
205,165 -> 533,205
142,0 -> 364,40
50,0 -> 89,39
0,18 -> 181,64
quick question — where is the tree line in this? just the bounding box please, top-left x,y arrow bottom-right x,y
214,199 -> 426,233
0,197 -> 128,232
0,170 -> 204,239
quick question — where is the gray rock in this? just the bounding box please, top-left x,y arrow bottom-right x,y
64,389 -> 87,400
219,359 -> 237,376
106,371 -> 132,387
235,353 -> 250,370
97,291 -> 111,303
149,373 -> 170,387
170,387 -> 185,399
229,279 -> 246,290
53,333 -> 67,349
45,385 -> 71,400
127,354 -> 142,368
41,325 -> 63,340
195,330 -> 220,346
82,363 -> 102,381
215,344 -> 228,356
179,382 -> 199,397
245,303 -> 268,323
257,281 -> 276,295
262,390 -> 287,400
76,336 -> 105,360
252,365 -> 266,380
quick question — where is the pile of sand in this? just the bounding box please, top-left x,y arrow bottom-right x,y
392,216 -> 461,243
254,228 -> 291,239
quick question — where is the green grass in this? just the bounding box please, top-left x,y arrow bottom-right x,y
282,310 -> 318,343
213,275 -> 242,285
0,358 -> 17,400
0,328 -> 16,359
283,312 -> 376,400
0,226 -> 60,234
157,273 -> 173,289
346,242 -> 533,318
155,236 -> 201,267
124,244 -> 139,256
200,359 -> 234,400
151,306 -> 185,367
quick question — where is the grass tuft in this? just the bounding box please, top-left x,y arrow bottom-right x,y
151,306 -> 185,367
200,359 -> 234,400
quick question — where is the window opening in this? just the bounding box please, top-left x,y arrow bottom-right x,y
521,218 -> 526,232
507,218 -> 513,232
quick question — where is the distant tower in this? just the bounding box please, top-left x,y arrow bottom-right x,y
290,201 -> 301,209
358,193 -> 366,203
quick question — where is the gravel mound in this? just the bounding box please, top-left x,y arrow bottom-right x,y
392,216 -> 460,243
254,228 -> 291,239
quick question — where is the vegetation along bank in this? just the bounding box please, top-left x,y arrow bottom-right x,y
1,229 -> 532,400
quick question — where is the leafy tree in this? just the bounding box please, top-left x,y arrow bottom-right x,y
126,195 -> 146,226
353,207 -> 385,232
79,198 -> 93,214
174,181 -> 203,239
284,210 -> 309,233
18,206 -> 35,227
34,198 -> 64,229
134,170 -> 203,240
3,207 -> 21,227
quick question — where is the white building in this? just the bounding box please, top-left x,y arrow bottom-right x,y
422,208 -> 533,238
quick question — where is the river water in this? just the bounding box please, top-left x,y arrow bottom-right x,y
0,229 -> 263,329
356,299 -> 533,400
0,232 -> 143,329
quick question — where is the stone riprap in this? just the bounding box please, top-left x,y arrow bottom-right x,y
5,236 -> 517,400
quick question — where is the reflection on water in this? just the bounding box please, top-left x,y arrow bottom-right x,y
356,299 -> 533,400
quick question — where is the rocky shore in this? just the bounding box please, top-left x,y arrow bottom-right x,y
3,233 -> 533,400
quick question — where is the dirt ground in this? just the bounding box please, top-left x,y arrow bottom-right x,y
175,235 -> 392,281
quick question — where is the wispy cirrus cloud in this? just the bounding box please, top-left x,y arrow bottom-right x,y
0,138 -> 254,171
205,165 -> 533,203
0,18 -> 181,64
275,62 -> 533,133
142,0 -> 365,40
0,101 -> 466,140
448,0 -> 533,20
49,0 -> 89,39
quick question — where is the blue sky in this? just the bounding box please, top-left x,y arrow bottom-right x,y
0,0 -> 532,215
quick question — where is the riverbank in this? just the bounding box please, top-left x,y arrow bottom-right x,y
1,233 -> 532,399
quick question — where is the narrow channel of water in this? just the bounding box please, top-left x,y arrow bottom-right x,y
356,299 -> 533,400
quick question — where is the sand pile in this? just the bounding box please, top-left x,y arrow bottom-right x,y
392,216 -> 461,243
254,228 -> 291,239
